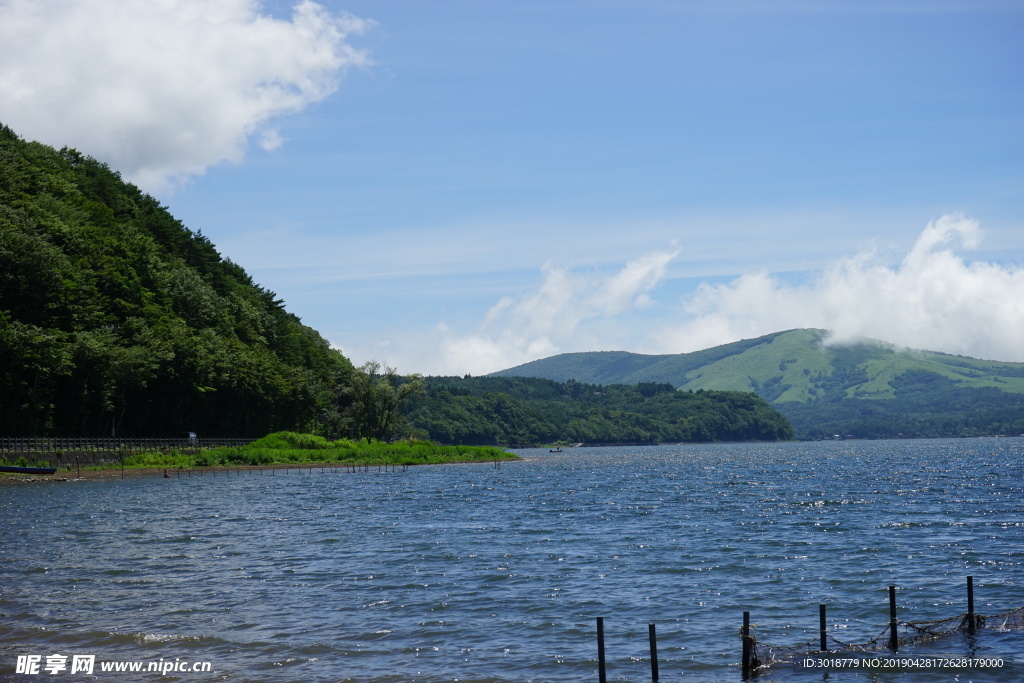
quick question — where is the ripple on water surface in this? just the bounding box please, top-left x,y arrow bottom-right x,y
2,439 -> 1023,681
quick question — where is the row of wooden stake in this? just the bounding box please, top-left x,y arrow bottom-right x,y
595,616 -> 661,683
594,576 -> 979,681
741,576 -> 978,677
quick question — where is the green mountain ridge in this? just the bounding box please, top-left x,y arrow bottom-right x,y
492,329 -> 1024,439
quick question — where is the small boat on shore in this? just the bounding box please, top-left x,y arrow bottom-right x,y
0,465 -> 58,475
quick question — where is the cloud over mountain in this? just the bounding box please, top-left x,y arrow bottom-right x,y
665,214 -> 1024,361
433,246 -> 679,375
382,214 -> 1023,375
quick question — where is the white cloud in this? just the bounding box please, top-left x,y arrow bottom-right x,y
349,246 -> 681,376
0,0 -> 370,192
424,246 -> 679,375
367,214 -> 1024,375
658,214 -> 1024,361
451,247 -> 679,370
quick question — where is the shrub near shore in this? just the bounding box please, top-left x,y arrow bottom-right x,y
117,431 -> 515,469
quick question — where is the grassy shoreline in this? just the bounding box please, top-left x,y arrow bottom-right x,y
1,432 -> 517,478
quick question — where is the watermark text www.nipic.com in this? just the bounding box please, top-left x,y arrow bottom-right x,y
15,654 -> 213,676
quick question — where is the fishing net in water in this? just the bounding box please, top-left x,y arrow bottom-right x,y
742,604 -> 1024,672
905,604 -> 1024,634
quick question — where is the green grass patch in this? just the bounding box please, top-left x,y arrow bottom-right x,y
121,449 -> 195,468
199,435 -> 514,468
70,433 -> 516,470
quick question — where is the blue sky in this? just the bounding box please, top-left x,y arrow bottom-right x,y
2,0 -> 1022,373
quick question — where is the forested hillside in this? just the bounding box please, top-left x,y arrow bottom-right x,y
0,124 -> 353,437
404,376 -> 794,445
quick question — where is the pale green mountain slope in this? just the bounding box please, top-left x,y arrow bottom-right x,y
493,329 -> 1024,402
492,330 -> 1024,438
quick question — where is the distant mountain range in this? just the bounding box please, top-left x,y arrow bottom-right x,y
491,329 -> 1024,439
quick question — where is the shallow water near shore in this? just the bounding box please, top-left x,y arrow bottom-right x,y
2,439 -> 1023,681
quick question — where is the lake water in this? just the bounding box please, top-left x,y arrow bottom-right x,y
2,439 -> 1023,682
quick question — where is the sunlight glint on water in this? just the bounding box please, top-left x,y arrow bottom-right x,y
1,439 -> 1023,681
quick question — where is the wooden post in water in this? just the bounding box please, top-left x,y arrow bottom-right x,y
596,617 -> 607,683
967,575 -> 975,632
819,604 -> 827,651
745,610 -> 753,679
648,623 -> 659,682
888,585 -> 899,651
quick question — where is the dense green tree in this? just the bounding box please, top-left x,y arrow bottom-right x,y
347,361 -> 425,442
404,376 -> 794,445
0,123 -> 353,437
779,370 -> 1024,439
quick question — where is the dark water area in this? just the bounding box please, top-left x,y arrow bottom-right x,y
2,439 -> 1023,681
